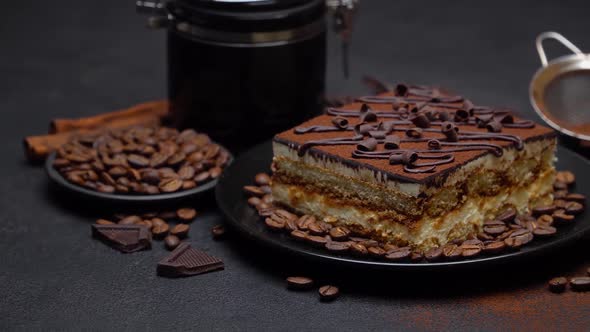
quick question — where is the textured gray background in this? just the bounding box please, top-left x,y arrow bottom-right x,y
1,0 -> 589,330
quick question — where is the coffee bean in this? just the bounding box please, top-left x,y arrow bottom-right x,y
482,241 -> 505,254
255,173 -> 271,186
555,171 -> 575,185
284,219 -> 298,232
553,211 -> 575,223
265,217 -> 284,230
308,222 -> 325,235
548,277 -> 568,293
569,277 -> 590,292
209,166 -> 223,179
127,154 -> 149,168
142,219 -> 153,229
159,178 -> 183,192
497,208 -> 517,223
554,190 -> 568,199
318,285 -> 339,301
532,224 -> 556,237
211,225 -> 226,239
243,185 -> 265,197
350,243 -> 368,255
358,239 -> 379,248
537,214 -> 554,226
286,276 -> 314,290
177,208 -> 197,221
565,201 -> 584,215
290,230 -> 308,241
152,222 -> 170,238
565,193 -> 585,204
504,229 -> 533,248
476,232 -> 494,241
194,171 -> 211,183
257,207 -> 275,217
182,180 -> 197,190
97,184 -> 115,193
442,244 -> 463,259
554,199 -> 567,209
119,215 -> 142,225
424,247 -> 444,261
96,218 -> 114,225
367,246 -> 386,257
532,205 -> 556,216
306,235 -> 328,246
178,165 -> 195,180
171,224 -> 190,238
247,196 -> 262,207
297,215 -> 316,230
496,230 -> 514,241
461,244 -> 482,258
325,241 -> 350,252
329,227 -> 350,241
410,251 -> 424,262
483,220 -> 507,235
385,246 -> 412,261
164,235 -> 180,250
383,244 -> 398,252
273,209 -> 297,222
257,202 -> 271,210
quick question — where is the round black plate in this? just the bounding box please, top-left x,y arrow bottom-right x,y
216,140 -> 590,270
46,151 -> 232,203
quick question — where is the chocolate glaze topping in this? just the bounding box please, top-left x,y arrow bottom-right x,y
274,84 -> 556,184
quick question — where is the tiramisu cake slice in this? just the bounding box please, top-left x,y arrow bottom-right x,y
271,84 -> 557,250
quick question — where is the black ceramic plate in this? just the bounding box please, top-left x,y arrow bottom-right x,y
46,151 -> 232,203
216,140 -> 590,270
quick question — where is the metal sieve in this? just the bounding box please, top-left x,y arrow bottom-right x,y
530,31 -> 590,141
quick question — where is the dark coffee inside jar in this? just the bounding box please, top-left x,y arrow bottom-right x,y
166,0 -> 326,152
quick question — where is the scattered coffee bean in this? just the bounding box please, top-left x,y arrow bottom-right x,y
325,241 -> 351,252
119,215 -> 142,225
164,235 -> 180,250
548,277 -> 568,293
504,229 -> 533,248
532,224 -> 556,237
152,217 -> 167,227
385,246 -> 412,261
152,222 -> 170,238
532,205 -> 556,217
286,276 -> 314,290
318,285 -> 339,301
565,201 -> 584,215
565,193 -> 585,204
177,208 -> 197,221
243,185 -> 265,197
555,171 -> 575,185
569,277 -> 590,292
329,227 -> 350,241
255,173 -> 271,186
170,223 -> 190,238
211,225 -> 226,239
96,218 -> 115,225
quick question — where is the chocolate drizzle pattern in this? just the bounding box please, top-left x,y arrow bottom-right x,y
293,84 -> 536,173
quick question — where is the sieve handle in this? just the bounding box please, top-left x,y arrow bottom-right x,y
536,31 -> 583,67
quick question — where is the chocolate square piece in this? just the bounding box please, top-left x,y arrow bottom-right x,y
157,243 -> 224,278
91,224 -> 152,253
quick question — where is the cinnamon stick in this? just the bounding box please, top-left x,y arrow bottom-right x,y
49,100 -> 169,134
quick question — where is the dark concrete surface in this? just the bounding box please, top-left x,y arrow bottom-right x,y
1,0 -> 589,330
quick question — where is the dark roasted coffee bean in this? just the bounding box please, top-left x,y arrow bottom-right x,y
482,241 -> 506,254
170,223 -> 190,238
329,227 -> 350,241
461,244 -> 482,258
297,215 -> 316,230
358,239 -> 379,248
159,178 -> 183,192
243,185 -> 265,197
533,224 -> 556,237
565,193 -> 585,204
166,152 -> 186,167
442,244 -> 462,259
178,165 -> 195,180
141,219 -> 153,229
182,180 -> 197,190
286,276 -> 314,290
553,211 -> 575,223
477,232 -> 494,241
97,184 -> 115,193
565,201 -> 584,215
306,235 -> 328,246
325,241 -> 350,252
553,181 -> 568,190
385,246 -> 412,261
554,199 -> 568,209
290,230 -> 308,241
537,214 -> 554,226
274,209 -> 297,222
164,235 -> 180,250
308,222 -> 325,235
209,166 -> 223,179
496,230 -> 514,241
483,220 -> 507,235
265,217 -> 285,231
119,215 -> 142,225
548,277 -> 568,293
255,173 -> 271,186
257,207 -> 275,217
53,158 -> 70,168
383,244 -> 398,252
284,219 -> 298,232
497,208 -> 517,223
410,251 -> 424,262
504,229 -> 533,248
100,172 -> 116,186
554,190 -> 568,199
555,170 -> 575,185
127,154 -> 149,168
96,218 -> 115,225
152,222 -> 170,238
318,285 -> 339,301
569,277 -> 590,292
424,247 -> 443,261
367,246 -> 386,257
532,205 -> 556,217
177,208 -> 197,221
350,242 -> 368,255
